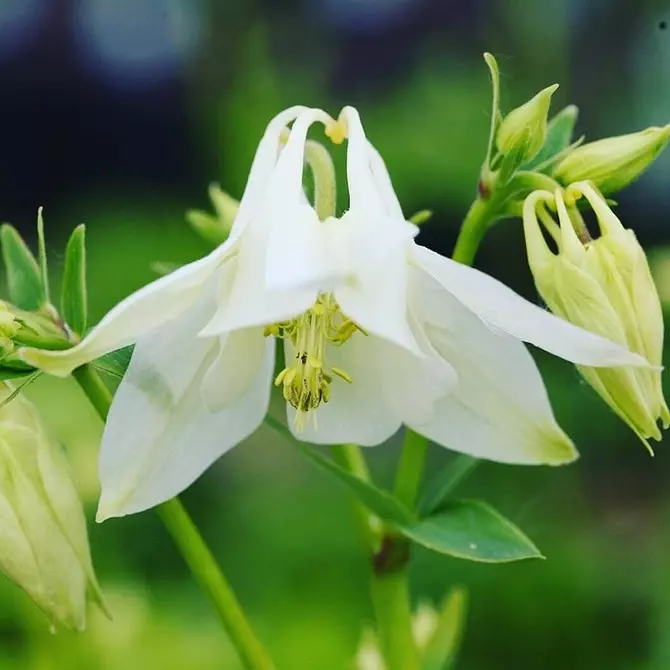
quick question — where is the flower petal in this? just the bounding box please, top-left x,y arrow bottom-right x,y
228,105 -> 309,240
285,334 -> 401,446
21,249 -> 230,377
409,269 -> 577,465
412,245 -> 649,368
367,142 -> 405,220
96,289 -> 274,520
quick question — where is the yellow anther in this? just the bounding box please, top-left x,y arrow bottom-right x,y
325,119 -> 347,145
265,294 -> 363,428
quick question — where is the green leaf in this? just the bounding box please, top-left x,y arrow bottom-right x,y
524,104 -> 579,170
0,224 -> 46,310
403,500 -> 543,563
92,346 -> 134,380
60,225 -> 87,337
36,207 -> 50,302
0,366 -> 36,381
0,371 -> 42,411
422,586 -> 468,670
265,415 -> 415,527
419,455 -> 479,516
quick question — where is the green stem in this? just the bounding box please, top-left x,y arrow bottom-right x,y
451,197 -> 496,265
393,430 -> 429,510
72,363 -> 275,670
370,570 -> 420,670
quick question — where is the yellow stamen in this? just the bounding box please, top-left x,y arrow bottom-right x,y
266,294 -> 363,428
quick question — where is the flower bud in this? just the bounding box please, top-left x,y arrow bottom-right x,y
186,184 -> 239,246
0,386 -> 105,629
553,125 -> 670,195
0,302 -> 19,357
496,84 -> 559,166
522,184 -> 669,448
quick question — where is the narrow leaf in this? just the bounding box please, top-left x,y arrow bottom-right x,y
0,367 -> 36,381
265,415 -> 415,527
419,455 -> 479,516
0,371 -> 42,411
0,224 -> 46,310
92,346 -> 134,380
60,225 -> 87,337
36,207 -> 50,302
524,104 -> 579,170
402,500 -> 543,563
422,586 -> 468,670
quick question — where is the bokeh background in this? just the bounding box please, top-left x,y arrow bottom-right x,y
0,0 -> 669,668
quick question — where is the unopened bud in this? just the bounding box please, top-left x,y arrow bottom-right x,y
522,184 -> 668,449
0,386 -> 105,629
553,125 -> 670,195
496,84 -> 559,166
0,303 -> 19,357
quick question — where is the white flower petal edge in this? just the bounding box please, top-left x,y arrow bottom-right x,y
19,105 -> 309,377
409,269 -> 577,465
96,280 -> 274,520
412,245 -> 651,369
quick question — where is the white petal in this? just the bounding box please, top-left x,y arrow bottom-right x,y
335,239 -> 421,355
367,143 -> 405,220
408,270 -> 577,465
412,244 -> 649,368
379,318 -> 458,425
285,335 -> 401,446
20,248 -> 230,377
96,289 -> 274,520
200,327 -> 268,411
339,106 -> 385,215
228,105 -> 309,240
199,234 -> 317,334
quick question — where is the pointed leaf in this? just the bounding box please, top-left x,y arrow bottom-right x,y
1,224 -> 46,310
92,345 -> 134,380
419,455 -> 479,516
524,104 -> 579,170
422,586 -> 468,670
265,416 -> 415,527
402,500 -> 543,563
60,225 -> 87,337
0,367 -> 36,381
36,208 -> 50,302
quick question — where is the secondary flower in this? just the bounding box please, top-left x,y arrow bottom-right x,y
21,106 -> 647,520
0,384 -> 105,629
523,182 -> 669,447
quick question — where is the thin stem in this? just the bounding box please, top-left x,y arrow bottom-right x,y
451,197 -> 495,265
331,444 -> 378,551
370,570 -> 421,670
157,499 -> 276,670
72,363 -> 275,670
393,430 -> 429,510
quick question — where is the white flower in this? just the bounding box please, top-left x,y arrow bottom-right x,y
21,106 -> 648,521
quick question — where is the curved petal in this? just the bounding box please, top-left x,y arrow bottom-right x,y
412,244 -> 649,368
285,335 -> 401,446
335,239 -> 421,355
367,143 -> 405,220
409,269 -> 577,465
20,248 -> 231,377
228,105 -> 309,241
96,288 -> 274,520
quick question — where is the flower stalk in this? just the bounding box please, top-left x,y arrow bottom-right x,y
72,363 -> 275,670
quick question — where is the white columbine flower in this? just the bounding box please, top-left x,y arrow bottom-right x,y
21,106 -> 648,521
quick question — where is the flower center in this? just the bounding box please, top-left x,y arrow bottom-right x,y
265,295 -> 365,429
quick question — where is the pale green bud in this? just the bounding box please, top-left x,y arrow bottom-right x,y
0,303 -> 19,357
496,84 -> 559,167
522,184 -> 669,449
553,125 -> 670,195
0,386 -> 105,629
186,183 -> 239,246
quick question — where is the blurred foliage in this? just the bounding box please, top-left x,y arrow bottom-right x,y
0,0 -> 669,668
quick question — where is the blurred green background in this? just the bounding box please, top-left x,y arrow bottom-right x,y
1,0 -> 670,668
